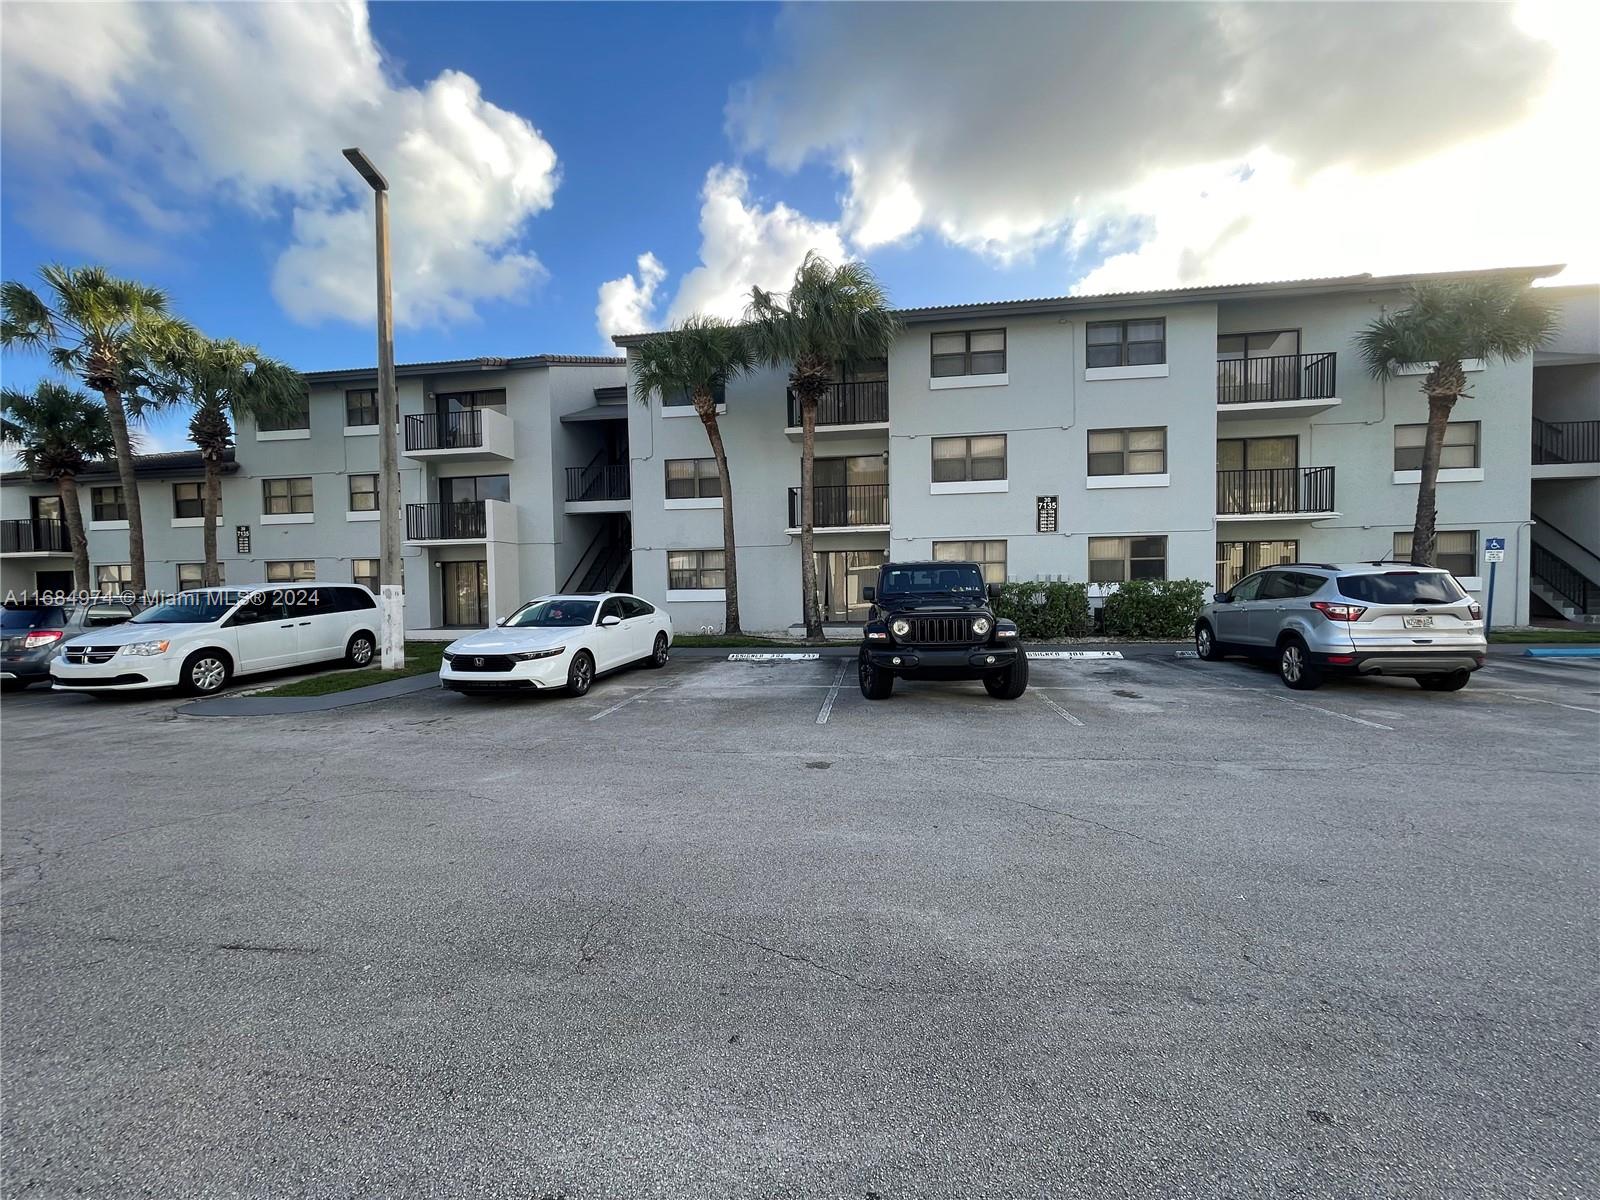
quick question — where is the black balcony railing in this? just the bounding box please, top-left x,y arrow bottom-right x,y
1216,466 -> 1336,515
404,410 -> 484,452
1216,352 -> 1337,405
565,463 -> 630,502
1532,417 -> 1600,465
786,380 -> 889,428
787,483 -> 889,529
1,518 -> 71,554
406,501 -> 486,540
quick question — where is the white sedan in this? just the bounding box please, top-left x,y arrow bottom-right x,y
439,592 -> 672,696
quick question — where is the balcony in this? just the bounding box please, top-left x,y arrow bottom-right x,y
402,409 -> 514,460
564,462 -> 631,514
404,498 -> 516,545
1532,417 -> 1600,479
1,518 -> 71,556
785,381 -> 889,440
786,484 -> 890,533
1216,466 -> 1338,521
1216,352 -> 1340,419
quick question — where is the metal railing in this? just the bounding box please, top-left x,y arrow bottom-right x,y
1216,466 -> 1336,515
1,518 -> 71,554
1532,543 -> 1599,615
1216,352 -> 1337,404
1532,417 -> 1600,465
404,410 -> 484,452
787,483 -> 890,528
564,463 -> 630,502
406,501 -> 486,540
786,380 -> 889,428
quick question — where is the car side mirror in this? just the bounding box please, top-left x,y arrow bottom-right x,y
600,614 -> 622,628
862,586 -> 875,603
1213,592 -> 1231,604
987,583 -> 1001,599
495,616 -> 508,626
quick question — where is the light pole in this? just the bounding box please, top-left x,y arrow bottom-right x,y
343,146 -> 405,669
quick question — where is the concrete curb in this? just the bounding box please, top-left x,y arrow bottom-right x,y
1522,646 -> 1600,658
176,671 -> 439,717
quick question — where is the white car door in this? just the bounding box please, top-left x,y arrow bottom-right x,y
618,595 -> 656,660
226,593 -> 299,674
295,586 -> 348,663
594,596 -> 630,670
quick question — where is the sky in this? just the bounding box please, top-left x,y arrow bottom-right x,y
2,0 -> 1596,457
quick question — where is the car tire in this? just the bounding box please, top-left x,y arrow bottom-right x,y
1418,670 -> 1471,692
645,632 -> 670,669
179,650 -> 231,696
566,650 -> 595,697
346,632 -> 376,667
1277,637 -> 1322,691
858,653 -> 894,700
983,651 -> 1029,699
1,679 -> 30,693
1195,621 -> 1224,661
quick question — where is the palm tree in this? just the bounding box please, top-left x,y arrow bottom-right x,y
2,266 -> 190,595
1,382 -> 117,593
746,253 -> 899,639
1358,278 -> 1558,566
142,331 -> 305,586
631,316 -> 755,634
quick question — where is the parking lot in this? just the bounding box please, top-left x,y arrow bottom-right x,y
3,648 -> 1597,1197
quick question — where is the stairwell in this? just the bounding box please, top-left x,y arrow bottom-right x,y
1530,514 -> 1600,624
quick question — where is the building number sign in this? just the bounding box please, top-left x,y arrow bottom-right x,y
1036,495 -> 1058,534
235,525 -> 251,555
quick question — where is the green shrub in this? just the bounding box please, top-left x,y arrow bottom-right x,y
1099,578 -> 1210,639
992,580 -> 1093,640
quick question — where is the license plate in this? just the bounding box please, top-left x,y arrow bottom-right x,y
1403,615 -> 1435,629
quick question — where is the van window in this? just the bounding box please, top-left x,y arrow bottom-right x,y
1337,572 -> 1466,605
345,587 -> 376,611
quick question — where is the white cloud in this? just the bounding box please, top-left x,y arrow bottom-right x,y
1,1 -> 559,328
595,252 -> 667,344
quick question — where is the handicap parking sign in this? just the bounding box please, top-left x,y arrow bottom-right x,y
1484,536 -> 1505,563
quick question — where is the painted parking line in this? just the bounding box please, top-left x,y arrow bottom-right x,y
815,661 -> 849,724
1028,650 -> 1124,661
1501,694 -> 1600,715
586,684 -> 664,722
727,653 -> 821,661
1271,695 -> 1393,731
1035,691 -> 1085,726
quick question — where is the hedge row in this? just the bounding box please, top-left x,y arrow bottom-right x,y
990,578 -> 1209,641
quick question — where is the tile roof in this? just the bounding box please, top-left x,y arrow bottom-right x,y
300,354 -> 624,384
3,448 -> 237,484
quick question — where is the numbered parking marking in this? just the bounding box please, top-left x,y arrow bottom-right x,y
1027,651 -> 1125,661
727,653 -> 821,661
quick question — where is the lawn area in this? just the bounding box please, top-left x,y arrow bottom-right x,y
1489,628 -> 1600,644
257,641 -> 446,697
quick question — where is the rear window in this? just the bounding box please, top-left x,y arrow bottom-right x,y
1337,572 -> 1466,605
1,605 -> 66,630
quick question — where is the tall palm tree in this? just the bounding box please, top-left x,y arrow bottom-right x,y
1,382 -> 117,593
631,316 -> 755,634
1359,279 -> 1557,566
142,331 -> 305,586
747,253 -> 899,639
2,265 -> 190,595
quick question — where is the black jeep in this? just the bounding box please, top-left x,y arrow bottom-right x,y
858,561 -> 1027,700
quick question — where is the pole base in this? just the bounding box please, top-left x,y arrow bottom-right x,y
380,585 -> 406,670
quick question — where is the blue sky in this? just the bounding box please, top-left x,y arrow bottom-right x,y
2,2 -> 1592,454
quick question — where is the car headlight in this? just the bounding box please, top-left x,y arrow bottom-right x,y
971,617 -> 992,637
510,646 -> 566,661
119,640 -> 171,657
889,618 -> 911,639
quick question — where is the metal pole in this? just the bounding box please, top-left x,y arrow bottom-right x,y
373,187 -> 404,669
1485,558 -> 1497,633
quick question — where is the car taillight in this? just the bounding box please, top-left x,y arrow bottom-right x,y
1468,602 -> 1482,620
22,630 -> 63,649
1310,601 -> 1365,622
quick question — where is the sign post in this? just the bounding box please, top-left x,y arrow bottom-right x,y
1482,537 -> 1506,630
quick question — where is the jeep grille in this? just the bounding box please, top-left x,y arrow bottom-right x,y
904,615 -> 975,644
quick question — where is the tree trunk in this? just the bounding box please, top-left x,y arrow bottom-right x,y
797,390 -> 823,641
693,389 -> 741,634
202,457 -> 222,587
1409,390 -> 1458,567
56,473 -> 91,594
100,385 -> 146,595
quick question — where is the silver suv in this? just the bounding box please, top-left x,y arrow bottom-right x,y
1194,563 -> 1487,691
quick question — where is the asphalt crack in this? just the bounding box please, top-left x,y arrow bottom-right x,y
705,929 -> 887,993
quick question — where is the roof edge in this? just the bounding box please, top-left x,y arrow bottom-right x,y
301,354 -> 625,385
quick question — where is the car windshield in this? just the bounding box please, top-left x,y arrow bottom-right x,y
1337,572 -> 1466,605
130,591 -> 244,625
505,599 -> 600,628
1,605 -> 66,630
879,565 -> 986,596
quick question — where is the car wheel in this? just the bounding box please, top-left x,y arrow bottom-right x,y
645,632 -> 670,669
983,651 -> 1029,699
566,650 -> 595,697
1277,637 -> 1322,691
1195,621 -> 1224,661
180,650 -> 231,696
1418,670 -> 1471,692
858,653 -> 894,700
346,632 -> 376,667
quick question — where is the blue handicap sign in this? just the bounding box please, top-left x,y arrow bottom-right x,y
1484,537 -> 1506,551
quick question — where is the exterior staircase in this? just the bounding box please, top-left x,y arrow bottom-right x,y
1530,514 -> 1600,624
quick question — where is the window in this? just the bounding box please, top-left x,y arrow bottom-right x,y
91,486 -> 126,522
172,482 -> 206,519
1339,571 -> 1467,605
263,477 -> 314,515
1088,536 -> 1167,583
1088,427 -> 1167,476
930,329 -> 1006,378
1393,530 -> 1477,579
177,563 -> 222,589
265,560 -> 317,583
662,381 -> 726,409
352,559 -> 380,592
1216,540 -> 1298,591
667,549 -> 725,591
934,539 -> 1007,585
258,394 -> 310,432
95,564 -> 133,595
349,474 -> 378,512
1086,318 -> 1166,368
1260,571 -> 1326,601
345,389 -> 379,426
438,475 -> 510,506
1394,422 -> 1480,472
932,435 -> 1007,483
665,458 -> 721,500
618,596 -> 656,619
434,389 -> 506,411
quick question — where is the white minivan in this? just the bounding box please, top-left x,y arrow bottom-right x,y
50,585 -> 380,696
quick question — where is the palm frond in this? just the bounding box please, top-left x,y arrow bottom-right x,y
745,251 -> 899,369
631,315 -> 754,406
1359,278 -> 1559,380
1,382 -> 116,477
